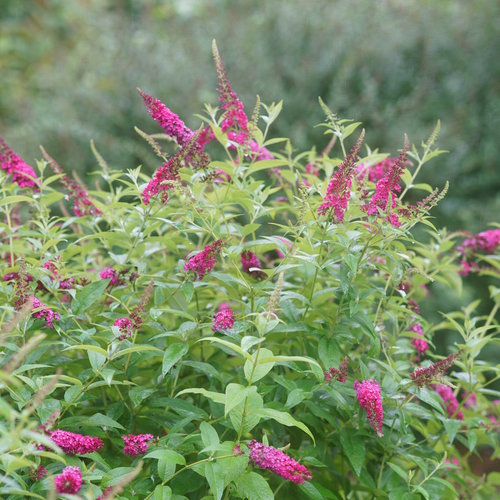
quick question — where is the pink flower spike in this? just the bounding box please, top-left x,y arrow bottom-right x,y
122,433 -> 155,456
54,466 -> 82,494
324,356 -> 349,383
241,251 -> 265,279
435,384 -> 463,420
184,240 -> 224,280
29,464 -> 47,481
0,135 -> 39,189
99,267 -> 121,286
462,391 -> 477,409
408,322 -> 429,355
30,296 -> 60,329
353,379 -> 384,436
50,429 -> 103,455
318,131 -> 365,223
114,317 -> 133,340
248,440 -> 312,484
137,88 -> 194,146
212,309 -> 235,331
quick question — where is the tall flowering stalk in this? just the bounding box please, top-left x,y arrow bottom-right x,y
40,146 -> 102,217
50,429 -> 103,455
137,88 -> 196,147
184,240 -> 224,280
362,136 -> 409,227
248,440 -> 312,484
142,130 -> 209,204
353,379 -> 384,436
0,135 -> 39,189
212,40 -> 273,160
114,280 -> 154,340
317,130 -> 365,222
410,351 -> 461,387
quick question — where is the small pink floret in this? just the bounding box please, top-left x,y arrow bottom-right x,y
122,433 -> 155,456
248,440 -> 312,484
54,466 -> 82,494
353,379 -> 384,436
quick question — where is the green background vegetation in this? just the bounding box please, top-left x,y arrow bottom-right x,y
1,0 -> 499,232
1,0 -> 498,335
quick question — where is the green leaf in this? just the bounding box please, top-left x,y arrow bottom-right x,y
86,413 -> 125,430
234,471 -> 273,500
144,449 -> 186,465
200,422 -> 220,449
64,344 -> 108,357
443,419 -> 461,444
243,348 -> 275,383
225,383 -> 250,417
182,281 -> 194,303
199,337 -> 253,362
176,388 -> 226,405
72,279 -> 110,314
246,159 -> 288,177
259,408 -> 315,444
113,345 -> 163,359
205,462 -> 224,500
153,485 -> 172,500
162,342 -> 189,376
340,429 -> 365,477
418,387 -> 445,415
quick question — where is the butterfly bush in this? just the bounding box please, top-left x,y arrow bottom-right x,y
0,41 -> 499,500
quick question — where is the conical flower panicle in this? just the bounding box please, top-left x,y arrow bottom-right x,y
410,351 -> 461,387
137,88 -> 194,146
354,378 -> 384,436
0,135 -> 39,189
40,146 -> 102,217
362,135 -> 409,227
248,440 -> 312,484
318,130 -> 365,222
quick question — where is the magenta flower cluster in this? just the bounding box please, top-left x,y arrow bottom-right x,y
42,147 -> 102,217
317,137 -> 363,222
241,250 -> 265,279
248,440 -> 312,484
54,466 -> 82,494
354,379 -> 384,436
50,429 -> 104,455
408,322 -> 429,355
184,240 -> 223,280
324,356 -> 349,383
99,267 -> 121,286
114,317 -> 133,340
29,464 -> 47,481
434,384 -> 463,420
122,433 -> 155,456
212,308 -> 235,331
31,296 -> 60,329
0,135 -> 39,189
457,228 -> 500,276
410,351 -> 460,388
362,146 -> 408,227
138,88 -> 195,146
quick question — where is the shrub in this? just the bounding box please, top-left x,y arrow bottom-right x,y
0,42 -> 499,499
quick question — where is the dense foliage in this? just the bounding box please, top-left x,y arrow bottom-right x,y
1,41 -> 499,499
1,0 -> 499,233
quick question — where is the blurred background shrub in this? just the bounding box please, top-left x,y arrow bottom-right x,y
1,0 -> 499,331
1,0 -> 498,232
